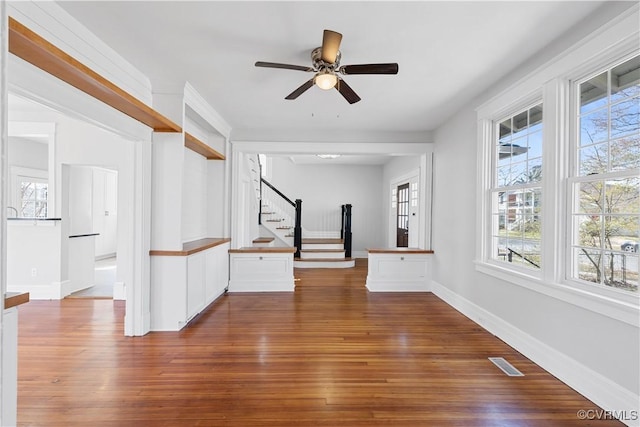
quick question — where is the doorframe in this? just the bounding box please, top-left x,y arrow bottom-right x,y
7,59 -> 153,336
387,153 -> 433,250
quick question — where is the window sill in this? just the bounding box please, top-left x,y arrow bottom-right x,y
474,260 -> 640,327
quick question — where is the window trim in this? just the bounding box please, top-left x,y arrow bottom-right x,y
475,10 -> 640,327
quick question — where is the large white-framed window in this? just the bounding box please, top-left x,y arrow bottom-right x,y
569,54 -> 639,294
491,104 -> 544,272
476,9 -> 639,324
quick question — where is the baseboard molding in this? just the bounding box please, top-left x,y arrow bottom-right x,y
366,279 -> 431,292
431,280 -> 639,427
227,280 -> 295,292
8,280 -> 70,300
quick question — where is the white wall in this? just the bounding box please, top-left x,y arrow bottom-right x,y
181,148 -> 208,242
430,3 -> 639,418
8,137 -> 47,170
269,157 -> 385,254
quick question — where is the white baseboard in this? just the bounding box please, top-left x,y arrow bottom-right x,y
227,280 -> 295,292
7,280 -> 70,300
432,280 -> 640,427
366,279 -> 431,292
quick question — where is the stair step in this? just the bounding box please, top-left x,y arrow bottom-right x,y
261,211 -> 275,215
276,226 -> 293,230
302,238 -> 344,244
300,249 -> 345,259
294,257 -> 356,269
265,219 -> 283,222
252,237 -> 275,247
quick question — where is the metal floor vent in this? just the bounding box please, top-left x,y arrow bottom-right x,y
488,357 -> 524,377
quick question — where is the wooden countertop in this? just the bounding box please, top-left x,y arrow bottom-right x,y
229,247 -> 297,253
5,292 -> 29,309
368,248 -> 434,254
150,238 -> 231,256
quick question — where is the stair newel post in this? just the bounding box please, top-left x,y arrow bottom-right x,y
344,204 -> 352,258
258,175 -> 263,225
294,199 -> 302,259
340,204 -> 345,239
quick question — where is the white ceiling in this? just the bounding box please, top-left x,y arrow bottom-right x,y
55,1 -> 609,145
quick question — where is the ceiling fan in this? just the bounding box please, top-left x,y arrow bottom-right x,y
255,29 -> 399,104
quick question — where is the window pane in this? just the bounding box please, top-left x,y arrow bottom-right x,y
611,135 -> 640,171
499,118 -> 512,142
603,251 -> 638,292
610,97 -> 639,139
580,108 -> 609,145
497,164 -> 512,187
21,201 -> 35,218
529,105 -> 543,129
527,130 -> 543,159
580,72 -> 608,114
576,214 -> 602,248
526,158 -> 542,183
605,178 -> 640,215
575,248 -> 602,284
34,202 -> 47,218
21,182 -> 35,201
577,181 -> 603,214
510,161 -> 527,184
513,110 -> 528,138
579,143 -> 608,176
611,56 -> 640,102
35,183 -> 48,201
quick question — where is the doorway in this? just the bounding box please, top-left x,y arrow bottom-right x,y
396,183 -> 409,247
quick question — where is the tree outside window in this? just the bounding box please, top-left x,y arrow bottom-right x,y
19,180 -> 48,218
572,55 -> 639,292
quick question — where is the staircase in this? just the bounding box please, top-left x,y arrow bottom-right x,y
250,154 -> 354,269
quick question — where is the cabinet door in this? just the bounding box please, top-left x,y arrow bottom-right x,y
187,252 -> 205,319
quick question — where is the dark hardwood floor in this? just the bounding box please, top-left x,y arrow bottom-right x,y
17,259 -> 620,426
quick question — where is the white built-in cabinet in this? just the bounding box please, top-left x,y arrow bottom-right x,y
151,239 -> 230,331
366,248 -> 433,292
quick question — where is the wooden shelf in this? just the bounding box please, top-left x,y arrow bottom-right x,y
150,238 -> 231,257
184,132 -> 225,160
368,248 -> 434,254
4,292 -> 29,309
8,17 -> 181,133
229,247 -> 297,253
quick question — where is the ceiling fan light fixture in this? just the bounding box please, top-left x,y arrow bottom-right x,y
314,70 -> 338,90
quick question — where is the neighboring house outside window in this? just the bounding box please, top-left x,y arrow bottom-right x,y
492,104 -> 543,271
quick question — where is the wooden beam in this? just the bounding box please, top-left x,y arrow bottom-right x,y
8,17 -> 181,133
184,132 -> 225,160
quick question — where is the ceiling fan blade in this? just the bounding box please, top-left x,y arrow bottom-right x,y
339,63 -> 399,75
255,61 -> 314,72
335,77 -> 361,104
285,78 -> 315,100
321,30 -> 342,63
